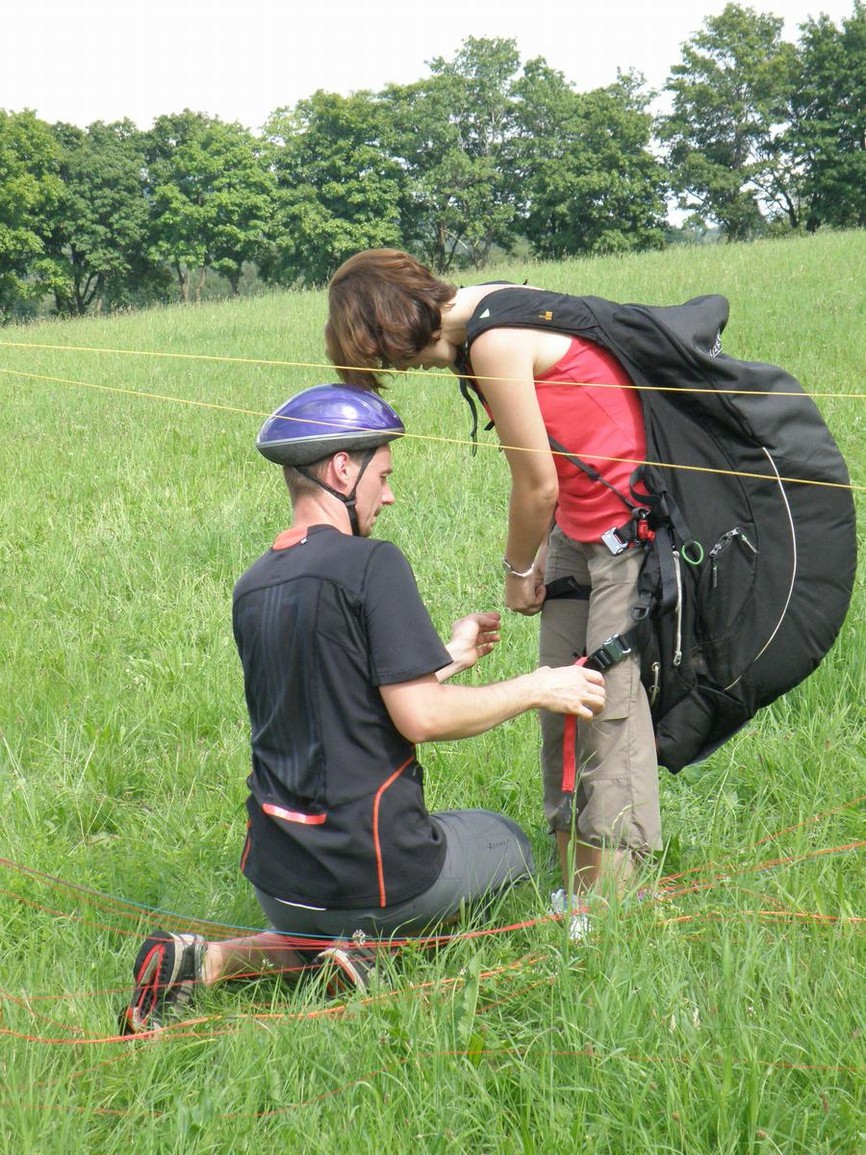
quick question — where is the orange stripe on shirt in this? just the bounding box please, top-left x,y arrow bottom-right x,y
372,755 -> 415,908
272,525 -> 310,551
262,802 -> 327,826
240,820 -> 252,873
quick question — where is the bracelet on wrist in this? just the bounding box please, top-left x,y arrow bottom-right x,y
502,556 -> 535,578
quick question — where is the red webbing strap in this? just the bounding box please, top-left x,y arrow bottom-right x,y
561,656 -> 588,793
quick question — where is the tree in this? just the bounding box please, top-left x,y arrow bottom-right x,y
144,112 -> 276,301
510,64 -> 667,258
261,90 -> 403,287
383,37 -> 521,271
790,2 -> 866,230
44,120 -> 160,316
0,110 -> 64,321
657,3 -> 799,238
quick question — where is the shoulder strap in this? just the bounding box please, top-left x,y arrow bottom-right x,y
547,434 -> 639,515
458,287 -> 620,453
464,287 -> 599,348
458,286 -> 598,396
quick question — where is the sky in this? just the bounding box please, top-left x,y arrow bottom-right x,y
1,0 -> 857,132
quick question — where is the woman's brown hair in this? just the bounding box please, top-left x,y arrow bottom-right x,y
325,249 -> 456,392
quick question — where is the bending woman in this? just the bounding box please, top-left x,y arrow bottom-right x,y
325,249 -> 660,900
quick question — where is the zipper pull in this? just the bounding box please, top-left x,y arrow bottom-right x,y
648,661 -> 660,708
709,529 -> 734,559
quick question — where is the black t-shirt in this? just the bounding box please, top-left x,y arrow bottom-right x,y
233,524 -> 451,908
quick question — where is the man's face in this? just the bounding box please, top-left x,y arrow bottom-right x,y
352,444 -> 395,536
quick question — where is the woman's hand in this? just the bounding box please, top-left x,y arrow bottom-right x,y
504,569 -> 546,616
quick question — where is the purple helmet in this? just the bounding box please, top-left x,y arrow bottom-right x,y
256,384 -> 405,466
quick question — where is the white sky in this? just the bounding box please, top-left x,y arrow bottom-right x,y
1,0 -> 856,131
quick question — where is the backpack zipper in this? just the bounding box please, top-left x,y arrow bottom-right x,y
710,527 -> 758,588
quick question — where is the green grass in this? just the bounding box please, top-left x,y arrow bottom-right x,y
0,231 -> 863,1153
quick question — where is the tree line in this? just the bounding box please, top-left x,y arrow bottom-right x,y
1,3 -> 863,321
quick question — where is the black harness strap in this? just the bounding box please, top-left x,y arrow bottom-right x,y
547,435 -> 641,515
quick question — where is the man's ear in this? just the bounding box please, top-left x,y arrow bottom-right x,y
326,450 -> 353,487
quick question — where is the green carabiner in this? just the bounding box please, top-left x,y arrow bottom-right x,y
681,541 -> 705,566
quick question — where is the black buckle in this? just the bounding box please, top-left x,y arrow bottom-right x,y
586,634 -> 632,672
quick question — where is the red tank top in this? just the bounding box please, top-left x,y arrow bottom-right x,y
535,337 -> 647,541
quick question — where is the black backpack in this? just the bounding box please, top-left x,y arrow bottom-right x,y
459,288 -> 857,772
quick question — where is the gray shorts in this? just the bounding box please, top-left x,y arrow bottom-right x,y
254,808 -> 536,940
540,525 -> 661,852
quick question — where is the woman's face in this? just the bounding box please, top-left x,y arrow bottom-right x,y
401,330 -> 459,371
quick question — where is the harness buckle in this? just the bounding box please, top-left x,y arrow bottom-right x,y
586,634 -> 633,671
602,508 -> 654,555
601,526 -> 630,556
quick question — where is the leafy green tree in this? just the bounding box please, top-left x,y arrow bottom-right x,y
0,110 -> 64,321
144,111 -> 276,300
383,37 -> 521,271
44,120 -> 161,316
790,2 -> 866,230
657,3 -> 798,238
261,90 -> 403,287
510,63 -> 667,258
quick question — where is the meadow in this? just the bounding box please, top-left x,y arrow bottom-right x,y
0,231 -> 863,1153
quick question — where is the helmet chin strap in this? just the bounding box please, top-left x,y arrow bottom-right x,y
296,448 -> 377,536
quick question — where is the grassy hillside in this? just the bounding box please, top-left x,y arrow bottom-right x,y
0,231 -> 863,1153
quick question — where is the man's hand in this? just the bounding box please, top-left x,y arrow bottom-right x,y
444,612 -> 501,674
531,665 -> 606,719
